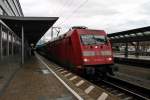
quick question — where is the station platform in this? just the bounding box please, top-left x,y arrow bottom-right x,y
0,55 -> 77,100
114,54 -> 150,68
0,53 -> 120,100
115,54 -> 150,60
113,63 -> 150,89
0,55 -> 21,94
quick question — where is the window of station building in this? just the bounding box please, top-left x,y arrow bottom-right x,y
13,0 -> 22,16
9,34 -> 11,42
2,31 -> 7,40
9,42 -> 12,55
13,37 -> 15,43
2,37 -> 7,56
9,34 -> 13,55
0,7 -> 3,15
4,0 -> 14,16
0,6 -> 7,15
16,40 -> 21,45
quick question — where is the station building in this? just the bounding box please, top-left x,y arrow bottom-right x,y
0,0 -> 23,16
0,0 -> 23,62
0,0 -> 58,64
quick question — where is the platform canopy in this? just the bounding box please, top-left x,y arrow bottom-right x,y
108,26 -> 150,43
0,15 -> 58,44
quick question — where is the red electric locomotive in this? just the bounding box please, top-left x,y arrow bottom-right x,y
38,26 -> 114,75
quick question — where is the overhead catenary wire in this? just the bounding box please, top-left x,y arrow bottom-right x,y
47,0 -> 88,40
58,0 -> 75,17
53,0 -> 75,17
56,0 -> 69,16
39,0 -> 84,43
44,0 -> 72,39
51,0 -> 81,36
57,0 -> 89,27
53,0 -> 78,26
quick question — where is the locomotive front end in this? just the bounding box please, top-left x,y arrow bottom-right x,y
80,32 -> 113,66
78,30 -> 114,75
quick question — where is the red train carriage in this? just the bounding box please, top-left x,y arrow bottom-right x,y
37,27 -> 114,75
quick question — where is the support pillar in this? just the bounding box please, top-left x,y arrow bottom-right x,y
21,25 -> 24,64
11,33 -> 14,56
51,27 -> 53,39
0,24 -> 2,60
135,42 -> 140,58
125,43 -> 128,58
7,30 -> 9,56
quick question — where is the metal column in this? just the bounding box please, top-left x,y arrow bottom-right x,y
0,24 -> 2,60
125,43 -> 128,58
11,33 -> 14,56
135,42 -> 140,57
7,30 -> 9,56
51,27 -> 53,39
21,25 -> 24,64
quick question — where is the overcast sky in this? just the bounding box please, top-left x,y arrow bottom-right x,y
20,0 -> 150,43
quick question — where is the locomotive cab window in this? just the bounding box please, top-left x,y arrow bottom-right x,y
80,34 -> 107,45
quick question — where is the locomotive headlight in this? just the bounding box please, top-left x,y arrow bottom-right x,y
95,46 -> 98,48
101,51 -> 112,56
107,57 -> 112,61
83,58 -> 88,62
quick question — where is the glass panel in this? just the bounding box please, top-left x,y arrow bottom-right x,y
136,32 -> 143,36
0,7 -> 3,15
143,31 -> 150,35
115,36 -> 119,38
125,34 -> 129,37
80,34 -> 107,45
2,31 -> 7,40
119,35 -> 124,38
130,34 -> 136,37
9,34 -> 11,41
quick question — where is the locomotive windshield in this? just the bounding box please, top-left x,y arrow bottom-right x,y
80,34 -> 107,45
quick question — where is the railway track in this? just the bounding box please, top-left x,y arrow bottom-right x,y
40,54 -> 150,100
84,75 -> 150,100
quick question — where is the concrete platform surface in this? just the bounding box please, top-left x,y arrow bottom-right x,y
115,54 -> 150,60
0,56 -> 76,100
0,55 -> 21,94
114,64 -> 150,89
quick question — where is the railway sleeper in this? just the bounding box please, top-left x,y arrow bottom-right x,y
122,96 -> 133,100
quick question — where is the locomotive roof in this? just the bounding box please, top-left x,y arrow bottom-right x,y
42,28 -> 106,46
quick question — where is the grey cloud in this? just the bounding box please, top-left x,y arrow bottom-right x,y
139,1 -> 150,15
20,0 -> 150,40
